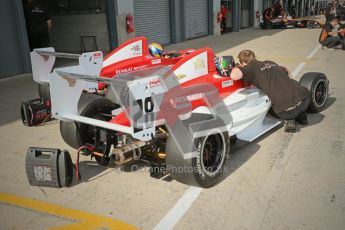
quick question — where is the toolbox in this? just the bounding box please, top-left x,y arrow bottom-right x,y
25,147 -> 73,188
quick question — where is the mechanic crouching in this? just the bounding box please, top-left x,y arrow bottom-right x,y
230,50 -> 310,133
321,17 -> 345,49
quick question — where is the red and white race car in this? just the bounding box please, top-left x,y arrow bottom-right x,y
260,14 -> 323,29
30,36 -> 329,188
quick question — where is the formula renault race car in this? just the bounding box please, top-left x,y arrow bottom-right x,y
27,37 -> 329,188
260,14 -> 323,29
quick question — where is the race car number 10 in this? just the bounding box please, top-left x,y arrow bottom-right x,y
136,97 -> 154,113
132,96 -> 155,135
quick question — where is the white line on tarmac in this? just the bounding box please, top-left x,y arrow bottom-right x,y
291,62 -> 306,78
292,44 -> 321,79
153,186 -> 203,230
306,44 -> 321,60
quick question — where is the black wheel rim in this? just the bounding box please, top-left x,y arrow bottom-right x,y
307,21 -> 315,28
201,134 -> 224,176
314,80 -> 327,107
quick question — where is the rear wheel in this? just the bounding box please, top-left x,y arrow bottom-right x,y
60,94 -> 117,165
166,130 -> 229,188
299,72 -> 329,113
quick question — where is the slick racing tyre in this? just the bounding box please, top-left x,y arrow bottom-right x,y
60,94 -> 117,165
165,115 -> 230,188
38,83 -> 50,100
263,21 -> 273,29
299,72 -> 329,113
306,20 -> 317,29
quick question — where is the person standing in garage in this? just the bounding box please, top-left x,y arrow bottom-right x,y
221,4 -> 228,33
335,0 -> 342,17
23,0 -> 52,51
289,4 -> 296,18
273,0 -> 283,17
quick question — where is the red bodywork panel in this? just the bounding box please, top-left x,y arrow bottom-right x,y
95,37 -> 246,128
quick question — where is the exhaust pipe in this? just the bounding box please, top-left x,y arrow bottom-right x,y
111,140 -> 146,165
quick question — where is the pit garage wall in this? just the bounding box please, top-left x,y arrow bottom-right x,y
112,0 -> 264,46
115,0 -> 135,46
114,0 -> 219,45
0,0 -> 30,78
253,0 -> 263,28
224,0 -> 260,31
50,14 -> 110,53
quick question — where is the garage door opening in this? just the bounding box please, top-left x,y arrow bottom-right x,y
22,0 -> 110,53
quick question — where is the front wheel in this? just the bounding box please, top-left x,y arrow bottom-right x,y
166,131 -> 229,188
263,21 -> 273,29
306,20 -> 316,29
299,72 -> 329,113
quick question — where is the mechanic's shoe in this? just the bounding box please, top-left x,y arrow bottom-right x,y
295,112 -> 308,125
325,46 -> 336,51
284,120 -> 296,133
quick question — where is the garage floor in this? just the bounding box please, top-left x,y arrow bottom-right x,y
0,28 -> 344,230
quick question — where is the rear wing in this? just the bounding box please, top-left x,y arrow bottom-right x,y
30,47 -> 103,87
31,37 -> 150,85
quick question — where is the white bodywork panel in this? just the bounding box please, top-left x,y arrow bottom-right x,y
103,40 -> 143,67
50,68 -> 85,120
31,47 -> 56,83
193,87 -> 281,142
64,114 -> 132,134
237,115 -> 281,142
126,75 -> 166,141
78,51 -> 103,92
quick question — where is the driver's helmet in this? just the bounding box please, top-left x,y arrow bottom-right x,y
148,42 -> 164,57
214,56 -> 232,76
